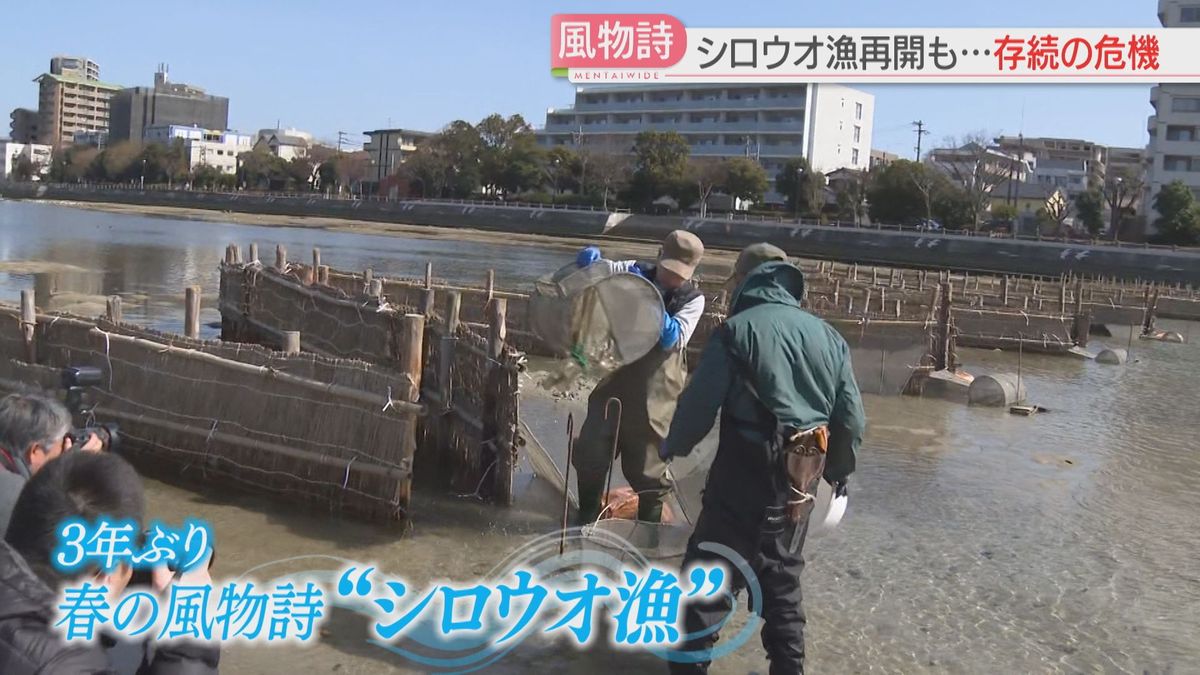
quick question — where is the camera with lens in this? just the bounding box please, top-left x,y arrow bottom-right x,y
61,366 -> 120,453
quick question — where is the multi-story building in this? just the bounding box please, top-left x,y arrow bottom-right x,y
994,136 -> 1107,187
144,124 -> 252,175
1108,146 -> 1147,177
1027,158 -> 1090,198
1146,0 -> 1200,226
1,141 -> 54,180
50,56 -> 100,81
72,130 -> 108,147
538,83 -> 874,204
109,66 -> 229,143
32,55 -> 121,147
9,108 -> 39,143
869,149 -> 900,171
363,128 -> 431,193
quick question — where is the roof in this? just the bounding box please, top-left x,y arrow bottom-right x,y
33,72 -> 122,90
260,134 -> 310,147
363,128 -> 433,138
992,180 -> 1059,200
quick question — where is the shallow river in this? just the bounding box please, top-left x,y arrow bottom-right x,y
2,200 -> 1198,674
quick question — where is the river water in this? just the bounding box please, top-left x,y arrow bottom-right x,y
2,199 -> 1198,674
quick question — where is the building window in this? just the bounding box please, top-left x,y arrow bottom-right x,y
1163,155 -> 1193,171
855,102 -> 864,120
852,149 -> 860,165
1171,97 -> 1200,113
1181,6 -> 1200,22
1166,125 -> 1196,141
853,126 -> 861,143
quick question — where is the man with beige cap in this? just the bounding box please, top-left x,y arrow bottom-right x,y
571,230 -> 706,524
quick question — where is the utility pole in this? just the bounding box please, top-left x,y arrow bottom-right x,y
912,120 -> 930,161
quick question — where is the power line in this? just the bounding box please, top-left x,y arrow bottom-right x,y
912,121 -> 930,161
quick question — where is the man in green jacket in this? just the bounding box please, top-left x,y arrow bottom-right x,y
661,244 -> 866,675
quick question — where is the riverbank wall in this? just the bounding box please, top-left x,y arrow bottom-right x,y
5,181 -> 1200,285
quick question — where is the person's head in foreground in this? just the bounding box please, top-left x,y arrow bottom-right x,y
726,242 -> 789,293
5,450 -> 145,594
0,392 -> 75,478
655,230 -> 705,290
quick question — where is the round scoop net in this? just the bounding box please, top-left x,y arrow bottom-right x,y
529,262 -> 665,378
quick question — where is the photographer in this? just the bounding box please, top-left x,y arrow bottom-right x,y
0,391 -> 102,538
2,451 -> 220,675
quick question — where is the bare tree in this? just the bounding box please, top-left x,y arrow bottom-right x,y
931,133 -> 1019,230
1102,166 -> 1145,241
1044,189 -> 1070,237
588,151 -> 632,211
685,157 -> 727,218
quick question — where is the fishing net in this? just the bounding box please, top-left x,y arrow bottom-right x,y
529,261 -> 666,390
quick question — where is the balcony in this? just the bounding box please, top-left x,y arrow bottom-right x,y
1149,137 -> 1200,155
541,120 -> 807,135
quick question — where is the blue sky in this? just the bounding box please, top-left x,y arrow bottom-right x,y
0,0 -> 1161,155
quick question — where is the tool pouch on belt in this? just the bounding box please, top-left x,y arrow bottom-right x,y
775,425 -> 829,523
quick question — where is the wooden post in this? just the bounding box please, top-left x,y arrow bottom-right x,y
106,296 -> 123,324
275,244 -> 287,273
871,266 -> 879,286
248,243 -> 259,264
311,248 -> 321,285
895,299 -> 902,318
488,298 -> 508,358
846,296 -> 854,314
485,270 -> 495,305
889,268 -> 897,286
439,291 -> 461,410
852,263 -> 858,281
317,265 -> 330,285
1001,276 -> 1010,307
424,262 -> 433,290
936,282 -> 953,371
393,313 -> 425,508
919,270 -> 926,291
184,286 -> 201,339
863,289 -> 873,317
879,287 -> 887,313
1071,312 -> 1091,348
1059,278 -> 1068,315
232,244 -> 243,265
1073,277 -> 1084,316
1142,287 -> 1159,335
20,290 -> 36,363
421,287 -> 436,316
363,268 -> 374,295
223,244 -> 233,265
369,279 -> 384,300
283,331 -> 301,355
832,279 -> 841,306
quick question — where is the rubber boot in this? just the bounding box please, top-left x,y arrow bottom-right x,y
637,493 -> 664,524
575,474 -> 605,526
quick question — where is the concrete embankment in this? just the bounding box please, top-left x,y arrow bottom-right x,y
5,182 -> 1200,284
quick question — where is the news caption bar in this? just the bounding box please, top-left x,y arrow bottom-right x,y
552,16 -> 1200,84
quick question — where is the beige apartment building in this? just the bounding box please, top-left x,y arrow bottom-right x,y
32,56 -> 121,147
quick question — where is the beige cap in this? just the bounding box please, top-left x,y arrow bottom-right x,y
657,230 -> 704,280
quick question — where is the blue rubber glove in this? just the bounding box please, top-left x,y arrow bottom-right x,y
629,262 -> 648,279
659,316 -> 681,349
658,441 -> 672,463
576,246 -> 602,268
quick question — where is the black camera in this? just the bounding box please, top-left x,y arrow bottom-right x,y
61,366 -> 120,453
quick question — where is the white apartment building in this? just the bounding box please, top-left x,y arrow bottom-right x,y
0,140 -> 53,180
144,124 -> 252,174
538,83 -> 874,204
1146,0 -> 1200,225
